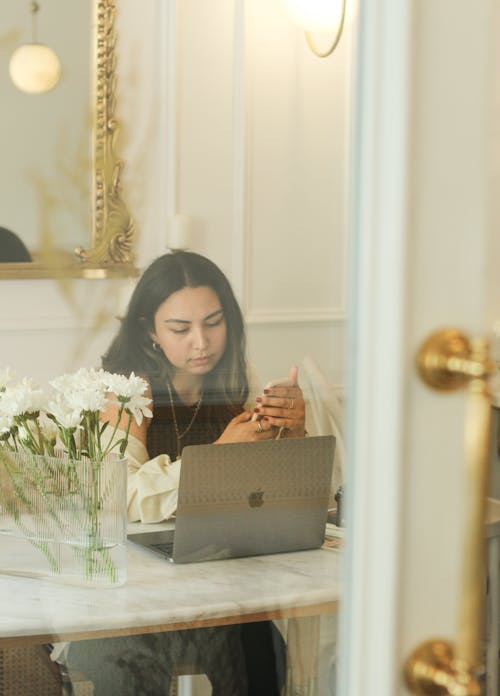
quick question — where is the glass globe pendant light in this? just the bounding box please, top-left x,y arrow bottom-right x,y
9,1 -> 61,94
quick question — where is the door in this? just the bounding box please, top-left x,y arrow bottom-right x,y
339,1 -> 499,694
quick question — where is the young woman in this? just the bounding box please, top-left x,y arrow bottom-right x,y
65,250 -> 306,696
101,250 -> 306,522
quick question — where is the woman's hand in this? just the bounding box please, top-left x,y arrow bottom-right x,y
214,411 -> 277,444
251,366 -> 306,438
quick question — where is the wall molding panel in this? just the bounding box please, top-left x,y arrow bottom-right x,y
245,308 -> 346,325
230,0 -> 249,308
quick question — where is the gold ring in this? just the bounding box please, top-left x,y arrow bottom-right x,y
290,399 -> 295,410
256,421 -> 264,433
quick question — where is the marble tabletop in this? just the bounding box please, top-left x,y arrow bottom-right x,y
0,523 -> 342,647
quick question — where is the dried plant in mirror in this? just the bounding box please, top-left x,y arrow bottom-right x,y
0,0 -> 137,280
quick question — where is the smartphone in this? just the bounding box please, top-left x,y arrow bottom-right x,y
251,376 -> 295,421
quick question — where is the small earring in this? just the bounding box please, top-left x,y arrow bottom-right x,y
152,342 -> 161,352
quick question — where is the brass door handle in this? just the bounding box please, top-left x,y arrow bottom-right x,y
404,329 -> 496,696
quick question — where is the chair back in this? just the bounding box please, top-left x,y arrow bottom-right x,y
0,645 -> 63,696
300,356 -> 345,502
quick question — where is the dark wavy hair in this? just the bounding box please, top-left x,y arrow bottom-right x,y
0,227 -> 32,262
102,251 -> 248,408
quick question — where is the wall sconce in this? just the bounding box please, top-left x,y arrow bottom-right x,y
281,0 -> 346,58
9,1 -> 61,94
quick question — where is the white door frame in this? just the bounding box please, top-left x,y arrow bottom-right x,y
339,1 -> 497,694
338,1 -> 412,693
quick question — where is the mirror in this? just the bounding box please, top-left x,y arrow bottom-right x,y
0,0 -> 137,279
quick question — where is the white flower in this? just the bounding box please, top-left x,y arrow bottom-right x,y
0,367 -> 144,461
105,372 -> 147,399
105,372 -> 152,425
50,367 -> 108,396
50,373 -> 75,394
50,368 -> 109,414
46,396 -> 83,430
0,378 -> 44,418
124,394 -> 153,426
64,389 -> 108,414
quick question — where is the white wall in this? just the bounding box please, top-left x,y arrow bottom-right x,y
0,279 -> 126,387
0,0 -> 352,397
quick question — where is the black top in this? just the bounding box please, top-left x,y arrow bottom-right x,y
146,382 -> 240,460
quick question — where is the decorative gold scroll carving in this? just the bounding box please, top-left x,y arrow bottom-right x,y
75,0 -> 135,271
0,0 -> 138,280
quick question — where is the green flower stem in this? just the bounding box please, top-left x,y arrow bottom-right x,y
82,457 -> 117,583
119,412 -> 133,456
100,404 -> 129,459
5,434 -> 18,452
0,451 -> 62,573
57,428 -> 74,461
34,418 -> 46,454
14,416 -> 42,455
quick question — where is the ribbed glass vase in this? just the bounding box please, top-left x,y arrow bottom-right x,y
0,450 -> 127,587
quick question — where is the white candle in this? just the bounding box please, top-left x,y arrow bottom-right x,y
168,214 -> 192,250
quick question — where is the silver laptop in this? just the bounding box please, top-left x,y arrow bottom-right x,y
128,435 -> 335,563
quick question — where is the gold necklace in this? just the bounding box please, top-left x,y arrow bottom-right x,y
166,382 -> 203,458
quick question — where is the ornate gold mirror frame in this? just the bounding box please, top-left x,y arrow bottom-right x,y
0,0 -> 137,280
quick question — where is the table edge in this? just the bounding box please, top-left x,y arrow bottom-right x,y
0,599 -> 339,648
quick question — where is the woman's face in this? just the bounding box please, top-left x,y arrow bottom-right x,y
150,285 -> 227,378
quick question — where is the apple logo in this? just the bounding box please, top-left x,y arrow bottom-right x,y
248,489 -> 264,508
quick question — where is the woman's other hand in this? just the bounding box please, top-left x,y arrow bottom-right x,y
251,365 -> 306,438
214,411 -> 277,444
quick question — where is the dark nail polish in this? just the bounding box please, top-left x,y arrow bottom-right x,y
256,397 -> 262,403
253,407 -> 260,413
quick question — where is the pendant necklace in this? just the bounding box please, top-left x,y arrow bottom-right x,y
166,382 -> 203,458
